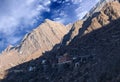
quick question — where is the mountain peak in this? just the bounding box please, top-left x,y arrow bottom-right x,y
44,19 -> 53,22
0,19 -> 68,71
1,1 -> 120,81
17,19 -> 68,55
83,0 -> 120,20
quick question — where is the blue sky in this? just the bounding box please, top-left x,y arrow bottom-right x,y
0,0 -> 98,52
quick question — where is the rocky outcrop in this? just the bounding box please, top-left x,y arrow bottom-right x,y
2,17 -> 120,82
1,1 -> 120,82
84,1 -> 120,34
66,20 -> 83,44
17,19 -> 68,56
0,19 -> 68,72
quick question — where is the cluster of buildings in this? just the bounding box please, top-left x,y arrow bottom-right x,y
41,53 -> 94,72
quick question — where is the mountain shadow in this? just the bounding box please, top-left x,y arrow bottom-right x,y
1,17 -> 120,82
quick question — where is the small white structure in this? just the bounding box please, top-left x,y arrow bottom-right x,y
28,66 -> 36,72
42,60 -> 46,64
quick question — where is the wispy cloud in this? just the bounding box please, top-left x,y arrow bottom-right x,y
71,0 -> 83,4
0,0 -> 51,34
52,0 -> 99,24
0,0 -> 51,51
75,0 -> 99,19
0,0 -> 99,52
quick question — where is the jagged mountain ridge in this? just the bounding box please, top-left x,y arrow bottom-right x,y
52,1 -> 120,81
82,0 -> 120,35
83,0 -> 119,20
0,19 -> 68,72
17,19 -> 68,55
1,0 -> 120,82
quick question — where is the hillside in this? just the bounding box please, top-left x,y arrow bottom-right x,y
1,0 -> 120,82
0,19 -> 68,73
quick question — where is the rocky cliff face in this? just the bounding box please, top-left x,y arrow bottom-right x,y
0,19 -> 68,72
1,1 -> 120,82
67,20 -> 83,44
84,1 -> 120,34
17,19 -> 68,56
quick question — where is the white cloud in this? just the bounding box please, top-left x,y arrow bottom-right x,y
75,0 -> 99,19
53,17 -> 65,23
0,0 -> 51,52
0,0 -> 51,48
0,0 -> 51,31
0,16 -> 18,35
8,36 -> 22,45
72,0 -> 82,4
77,11 -> 88,19
0,0 -> 99,51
